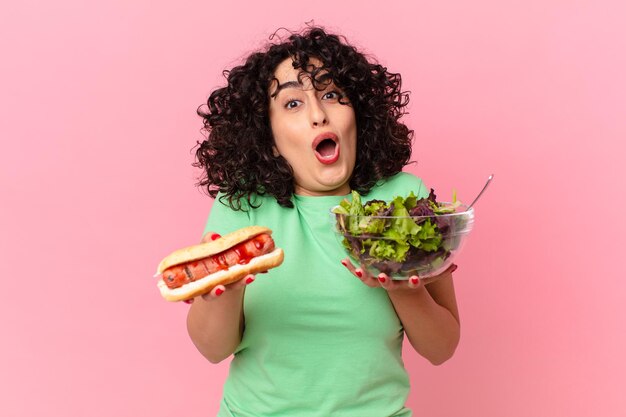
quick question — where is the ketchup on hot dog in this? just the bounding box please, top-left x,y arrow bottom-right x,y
162,234 -> 275,289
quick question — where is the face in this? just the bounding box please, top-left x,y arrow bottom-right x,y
268,58 -> 357,196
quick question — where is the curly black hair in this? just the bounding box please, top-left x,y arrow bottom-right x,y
194,26 -> 413,210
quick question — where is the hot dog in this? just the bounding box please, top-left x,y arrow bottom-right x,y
155,226 -> 284,302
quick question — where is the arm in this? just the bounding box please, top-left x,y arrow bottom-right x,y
342,260 -> 460,365
186,285 -> 245,364
188,196 -> 254,363
387,271 -> 460,365
185,232 -> 252,364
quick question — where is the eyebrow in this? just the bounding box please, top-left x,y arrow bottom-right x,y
270,73 -> 334,99
270,81 -> 301,99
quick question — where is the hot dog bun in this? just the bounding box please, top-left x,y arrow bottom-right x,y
156,226 -> 273,274
156,226 -> 284,302
157,248 -> 284,302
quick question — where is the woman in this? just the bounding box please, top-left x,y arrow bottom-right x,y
186,26 -> 460,417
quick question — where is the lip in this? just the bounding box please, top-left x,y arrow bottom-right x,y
311,132 -> 340,165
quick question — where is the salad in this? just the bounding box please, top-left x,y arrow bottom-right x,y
332,189 -> 470,277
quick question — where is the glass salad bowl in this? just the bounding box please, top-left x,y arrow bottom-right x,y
330,192 -> 475,280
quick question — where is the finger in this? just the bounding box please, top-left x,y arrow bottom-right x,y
341,257 -> 357,274
377,273 -> 395,290
213,285 -> 226,297
340,258 -> 364,279
378,273 -> 391,289
342,258 -> 377,287
358,265 -> 376,280
407,275 -> 421,289
440,263 -> 458,275
357,266 -> 379,288
201,284 -> 226,300
201,232 -> 222,243
229,274 -> 255,289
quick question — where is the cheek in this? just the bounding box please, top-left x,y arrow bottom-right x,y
271,131 -> 308,168
342,119 -> 358,152
269,119 -> 288,152
275,124 -> 313,156
273,129 -> 299,155
338,109 -> 357,137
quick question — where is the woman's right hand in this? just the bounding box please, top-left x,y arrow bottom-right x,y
186,230 -> 257,363
183,231 -> 258,304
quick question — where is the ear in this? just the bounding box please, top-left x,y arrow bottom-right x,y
272,145 -> 280,157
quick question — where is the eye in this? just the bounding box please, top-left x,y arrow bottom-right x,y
322,91 -> 341,100
285,99 -> 302,109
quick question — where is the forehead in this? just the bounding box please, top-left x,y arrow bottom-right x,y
269,57 -> 333,97
272,57 -> 324,82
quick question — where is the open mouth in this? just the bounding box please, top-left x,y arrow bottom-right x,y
312,133 -> 340,165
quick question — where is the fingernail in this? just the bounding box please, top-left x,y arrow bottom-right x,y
215,288 -> 224,296
355,269 -> 363,278
450,264 -> 458,273
341,259 -> 348,267
378,275 -> 387,284
410,277 -> 420,286
183,299 -> 193,304
210,233 -> 221,241
245,276 -> 255,285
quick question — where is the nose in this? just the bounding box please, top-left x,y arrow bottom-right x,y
309,99 -> 328,127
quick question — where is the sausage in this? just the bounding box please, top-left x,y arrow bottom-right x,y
162,233 -> 275,289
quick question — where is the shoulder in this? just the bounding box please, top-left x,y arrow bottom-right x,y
203,193 -> 254,237
378,172 -> 425,189
203,192 -> 287,237
367,172 -> 428,199
211,191 -> 279,213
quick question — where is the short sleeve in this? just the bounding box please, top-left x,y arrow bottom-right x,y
406,173 -> 429,199
418,181 -> 429,199
369,172 -> 429,201
202,193 -> 251,239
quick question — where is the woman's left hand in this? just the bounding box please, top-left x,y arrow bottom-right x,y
341,258 -> 458,292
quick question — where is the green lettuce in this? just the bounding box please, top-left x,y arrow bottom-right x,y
332,189 -> 458,263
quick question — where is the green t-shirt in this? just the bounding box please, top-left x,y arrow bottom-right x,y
203,172 -> 428,417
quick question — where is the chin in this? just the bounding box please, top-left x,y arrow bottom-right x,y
296,160 -> 354,195
326,165 -> 354,186
316,175 -> 351,194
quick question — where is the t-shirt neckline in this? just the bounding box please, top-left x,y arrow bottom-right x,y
293,192 -> 351,210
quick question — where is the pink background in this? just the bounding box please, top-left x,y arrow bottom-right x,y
2,1 -> 625,416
